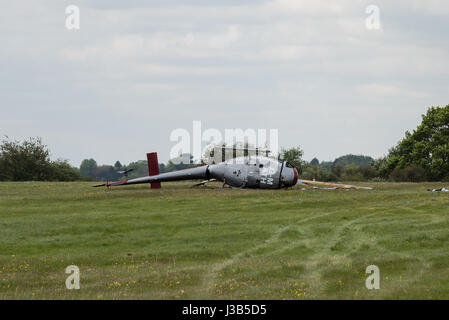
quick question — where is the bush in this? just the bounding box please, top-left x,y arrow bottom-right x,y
301,161 -> 383,182
370,177 -> 386,182
301,165 -> 338,181
281,147 -> 306,174
389,164 -> 427,182
340,164 -> 364,181
0,137 -> 53,181
48,160 -> 81,181
0,137 -> 81,181
359,165 -> 378,180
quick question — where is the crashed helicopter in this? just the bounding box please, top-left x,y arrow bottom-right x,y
94,149 -> 371,190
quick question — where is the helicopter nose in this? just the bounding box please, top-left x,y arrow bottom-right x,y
281,166 -> 298,187
292,167 -> 298,186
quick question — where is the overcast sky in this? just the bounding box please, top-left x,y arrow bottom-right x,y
1,0 -> 448,166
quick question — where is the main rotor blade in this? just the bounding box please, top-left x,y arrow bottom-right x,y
297,179 -> 372,190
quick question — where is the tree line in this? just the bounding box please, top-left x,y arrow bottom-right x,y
282,104 -> 449,182
1,104 -> 448,182
78,154 -> 197,182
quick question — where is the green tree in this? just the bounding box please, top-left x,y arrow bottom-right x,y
49,160 -> 81,181
389,164 -> 427,182
125,160 -> 167,179
80,158 -> 98,177
333,154 -> 374,167
320,161 -> 333,172
358,164 -> 378,180
331,164 -> 343,178
382,104 -> 449,180
280,146 -> 305,173
301,164 -> 337,181
127,160 -> 149,179
92,165 -> 121,181
310,158 -> 319,166
0,137 -> 52,181
340,164 -> 364,181
0,137 -> 80,181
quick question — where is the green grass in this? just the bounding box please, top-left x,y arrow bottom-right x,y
1,181 -> 449,299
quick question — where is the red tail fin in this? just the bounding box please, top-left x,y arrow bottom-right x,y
146,152 -> 161,189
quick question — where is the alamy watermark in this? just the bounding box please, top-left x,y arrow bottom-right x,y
169,121 -> 279,165
65,5 -> 80,30
365,5 -> 381,30
65,265 -> 80,289
365,265 -> 380,290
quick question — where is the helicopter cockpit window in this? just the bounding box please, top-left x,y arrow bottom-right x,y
285,162 -> 294,168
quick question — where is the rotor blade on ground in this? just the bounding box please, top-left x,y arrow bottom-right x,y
297,179 -> 372,190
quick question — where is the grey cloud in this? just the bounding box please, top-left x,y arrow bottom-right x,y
1,0 -> 448,166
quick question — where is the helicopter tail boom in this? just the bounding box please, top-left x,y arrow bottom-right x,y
93,165 -> 209,188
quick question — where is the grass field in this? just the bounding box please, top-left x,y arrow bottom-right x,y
1,181 -> 449,299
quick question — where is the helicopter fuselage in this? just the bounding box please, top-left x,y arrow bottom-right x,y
96,156 -> 298,189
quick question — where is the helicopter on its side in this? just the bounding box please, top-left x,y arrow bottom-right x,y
95,152 -> 298,189
94,151 -> 372,190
